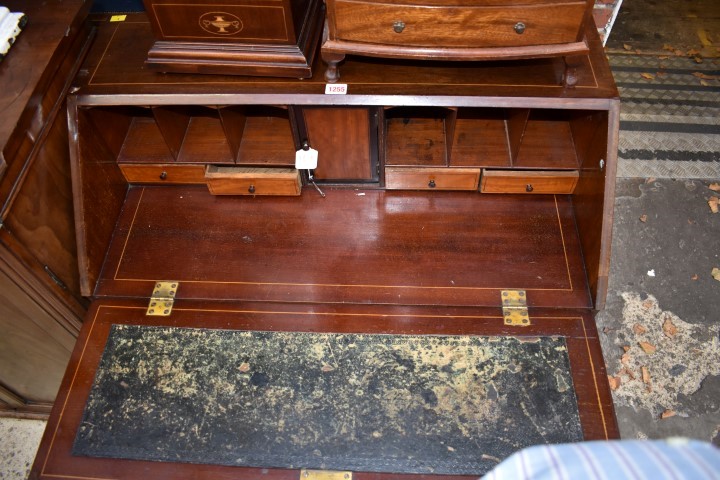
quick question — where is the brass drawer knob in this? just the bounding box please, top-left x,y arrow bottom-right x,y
248,184 -> 256,194
428,179 -> 436,188
514,22 -> 526,34
526,184 -> 533,192
393,21 -> 405,33
159,171 -> 167,180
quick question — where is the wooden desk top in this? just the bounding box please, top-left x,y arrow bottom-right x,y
74,13 -> 618,107
0,0 -> 90,179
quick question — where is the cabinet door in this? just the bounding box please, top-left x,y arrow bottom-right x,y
301,107 -> 378,182
0,268 -> 76,411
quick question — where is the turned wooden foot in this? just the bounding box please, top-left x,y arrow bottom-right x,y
322,51 -> 345,83
562,55 -> 583,88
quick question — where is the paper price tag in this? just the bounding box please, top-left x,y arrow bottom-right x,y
295,147 -> 319,170
110,15 -> 127,22
325,83 -> 348,95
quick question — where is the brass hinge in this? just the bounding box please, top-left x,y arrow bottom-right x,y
501,290 -> 530,326
146,281 -> 179,316
300,470 -> 352,480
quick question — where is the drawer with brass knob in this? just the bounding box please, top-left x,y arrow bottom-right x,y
480,169 -> 579,194
385,166 -> 481,191
119,164 -> 207,184
321,0 -> 592,82
205,166 -> 302,196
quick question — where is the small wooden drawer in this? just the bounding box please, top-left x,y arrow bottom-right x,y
385,167 -> 480,191
120,164 -> 206,184
480,170 -> 579,194
332,1 -> 586,48
205,166 -> 301,196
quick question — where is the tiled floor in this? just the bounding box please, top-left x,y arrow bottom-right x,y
0,418 -> 46,480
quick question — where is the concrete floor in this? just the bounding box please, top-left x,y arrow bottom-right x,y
0,419 -> 46,480
596,179 -> 720,444
1,0 -> 719,478
598,0 -> 720,446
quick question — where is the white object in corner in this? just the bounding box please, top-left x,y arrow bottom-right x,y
0,6 -> 27,60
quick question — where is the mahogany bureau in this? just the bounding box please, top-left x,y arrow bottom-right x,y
0,0 -> 92,417
31,12 -> 620,480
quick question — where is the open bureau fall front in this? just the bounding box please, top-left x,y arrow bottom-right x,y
31,13 -> 620,480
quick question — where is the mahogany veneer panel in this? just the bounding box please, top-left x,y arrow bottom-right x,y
514,114 -> 579,169
450,112 -> 512,167
302,108 -> 375,181
95,187 -> 591,309
30,299 -> 618,480
117,117 -> 176,164
236,115 -> 297,166
0,0 -> 92,415
177,116 -> 234,164
385,117 -> 447,166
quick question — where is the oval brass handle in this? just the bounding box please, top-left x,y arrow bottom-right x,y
514,22 -> 526,34
428,179 -> 436,188
159,171 -> 167,180
248,184 -> 256,194
526,184 -> 533,192
393,21 -> 405,33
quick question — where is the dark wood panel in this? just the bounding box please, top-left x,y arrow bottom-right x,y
151,106 -> 192,160
0,0 -> 91,416
572,104 -> 618,310
117,116 -> 176,164
177,116 -> 234,164
450,110 -> 511,167
236,110 -> 297,166
303,108 -> 375,181
385,108 -> 449,167
87,107 -> 141,161
514,111 -> 580,169
70,99 -> 129,297
95,186 -> 591,309
0,0 -> 91,178
30,299 -> 617,480
4,106 -> 83,298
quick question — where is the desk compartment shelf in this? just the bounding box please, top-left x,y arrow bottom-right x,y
81,105 -> 298,169
383,106 -> 605,172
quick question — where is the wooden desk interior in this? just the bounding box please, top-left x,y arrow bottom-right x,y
32,11 -> 620,479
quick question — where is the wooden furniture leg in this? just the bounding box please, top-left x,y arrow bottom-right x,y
322,51 -> 345,83
563,55 -> 584,87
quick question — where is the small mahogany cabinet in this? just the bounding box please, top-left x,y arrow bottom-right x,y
142,0 -> 325,77
0,0 -> 92,417
32,13 -> 620,480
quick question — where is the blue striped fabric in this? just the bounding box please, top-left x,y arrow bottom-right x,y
482,439 -> 720,480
